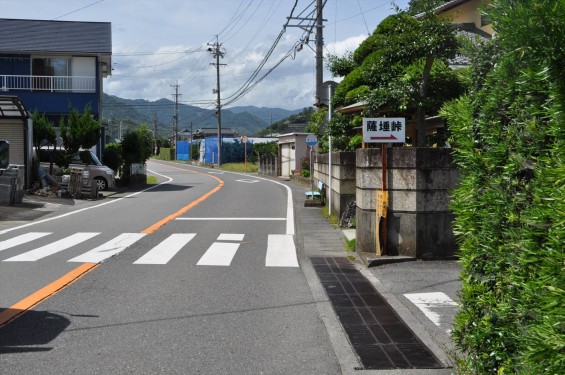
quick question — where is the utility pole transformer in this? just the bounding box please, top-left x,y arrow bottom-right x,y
208,36 -> 226,166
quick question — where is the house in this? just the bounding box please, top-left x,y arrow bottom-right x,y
0,18 -> 112,163
0,18 -> 111,188
338,0 -> 494,143
429,0 -> 493,37
0,96 -> 32,187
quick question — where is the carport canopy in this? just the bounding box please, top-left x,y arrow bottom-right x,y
0,96 -> 28,120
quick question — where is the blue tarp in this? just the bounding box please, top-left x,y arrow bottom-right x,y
176,141 -> 189,161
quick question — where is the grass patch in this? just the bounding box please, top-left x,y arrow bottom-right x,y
147,175 -> 158,185
346,238 -> 356,252
321,205 -> 339,225
220,162 -> 258,173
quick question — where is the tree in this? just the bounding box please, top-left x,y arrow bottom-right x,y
120,125 -> 153,183
60,104 -> 100,160
31,110 -> 57,174
328,11 -> 461,147
257,107 -> 314,136
32,110 -> 56,151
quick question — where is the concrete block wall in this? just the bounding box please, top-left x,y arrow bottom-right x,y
258,155 -> 278,177
356,147 -> 459,259
313,151 -> 356,220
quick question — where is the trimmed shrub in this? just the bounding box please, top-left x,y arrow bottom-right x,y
441,1 -> 565,373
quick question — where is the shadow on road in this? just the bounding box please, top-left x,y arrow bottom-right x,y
0,309 -> 70,354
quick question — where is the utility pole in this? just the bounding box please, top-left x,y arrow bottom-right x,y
315,0 -> 324,103
208,36 -> 226,166
286,1 -> 325,105
189,121 -> 193,162
171,83 -> 181,159
152,112 -> 158,155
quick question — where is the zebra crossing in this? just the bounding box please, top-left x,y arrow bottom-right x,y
0,231 -> 299,267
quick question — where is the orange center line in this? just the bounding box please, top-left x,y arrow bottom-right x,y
0,162 -> 223,327
142,162 -> 224,234
0,263 -> 98,328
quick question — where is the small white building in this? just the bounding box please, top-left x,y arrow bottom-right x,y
278,133 -> 312,177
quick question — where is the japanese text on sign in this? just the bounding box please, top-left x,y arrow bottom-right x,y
363,118 -> 406,143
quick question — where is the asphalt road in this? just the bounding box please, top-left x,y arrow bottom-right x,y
0,160 -> 340,374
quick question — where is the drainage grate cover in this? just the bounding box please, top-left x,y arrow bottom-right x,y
311,257 -> 443,370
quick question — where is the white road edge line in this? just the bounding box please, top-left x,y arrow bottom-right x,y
0,169 -> 173,236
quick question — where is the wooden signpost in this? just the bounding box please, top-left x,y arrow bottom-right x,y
363,118 -> 405,256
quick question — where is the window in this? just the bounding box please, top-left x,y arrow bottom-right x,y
31,57 -> 71,91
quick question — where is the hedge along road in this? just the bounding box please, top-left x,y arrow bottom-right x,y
0,163 -> 224,328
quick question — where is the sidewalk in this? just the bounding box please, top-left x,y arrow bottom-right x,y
289,178 -> 456,374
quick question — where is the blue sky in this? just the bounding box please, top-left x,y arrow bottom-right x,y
1,0 -> 410,110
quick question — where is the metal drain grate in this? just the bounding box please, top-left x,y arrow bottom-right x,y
311,256 -> 443,370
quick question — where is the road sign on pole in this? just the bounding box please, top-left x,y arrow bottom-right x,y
363,118 -> 405,143
306,134 -> 318,147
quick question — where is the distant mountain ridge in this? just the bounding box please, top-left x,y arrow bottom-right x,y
101,94 -> 303,137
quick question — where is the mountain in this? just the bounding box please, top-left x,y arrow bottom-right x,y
101,94 -> 303,137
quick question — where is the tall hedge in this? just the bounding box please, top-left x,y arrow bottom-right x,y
441,1 -> 564,373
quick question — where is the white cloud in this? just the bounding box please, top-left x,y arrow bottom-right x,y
2,0 -> 409,109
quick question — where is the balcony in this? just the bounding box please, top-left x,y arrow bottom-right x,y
0,74 -> 96,93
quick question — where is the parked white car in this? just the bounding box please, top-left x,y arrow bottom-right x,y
37,148 -> 115,191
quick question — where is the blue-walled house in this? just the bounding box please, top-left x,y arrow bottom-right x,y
0,18 -> 111,127
0,18 -> 111,189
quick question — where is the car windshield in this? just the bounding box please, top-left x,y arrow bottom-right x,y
87,151 -> 103,166
77,151 -> 102,166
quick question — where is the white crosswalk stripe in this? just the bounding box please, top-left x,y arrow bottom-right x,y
196,234 -> 244,266
0,232 -> 299,267
404,292 -> 458,332
266,234 -> 299,267
4,233 -> 100,262
134,233 -> 196,264
0,232 -> 51,252
68,233 -> 146,263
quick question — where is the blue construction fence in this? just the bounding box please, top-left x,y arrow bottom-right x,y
200,137 -> 254,164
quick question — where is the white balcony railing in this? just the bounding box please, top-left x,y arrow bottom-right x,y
0,74 -> 96,93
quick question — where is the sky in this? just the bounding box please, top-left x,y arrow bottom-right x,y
1,0 -> 410,111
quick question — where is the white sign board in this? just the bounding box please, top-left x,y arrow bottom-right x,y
305,134 -> 318,146
363,118 -> 406,143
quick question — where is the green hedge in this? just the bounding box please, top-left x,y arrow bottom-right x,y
441,1 -> 564,373
159,147 -> 174,161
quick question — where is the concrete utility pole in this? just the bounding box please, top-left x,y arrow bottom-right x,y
152,112 -> 158,155
315,0 -> 324,102
208,36 -> 226,166
171,83 -> 181,159
286,0 -> 326,105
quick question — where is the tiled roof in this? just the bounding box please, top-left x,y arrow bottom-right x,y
0,18 -> 111,54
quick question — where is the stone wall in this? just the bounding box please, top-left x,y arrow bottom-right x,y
356,147 -> 459,259
314,151 -> 356,220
